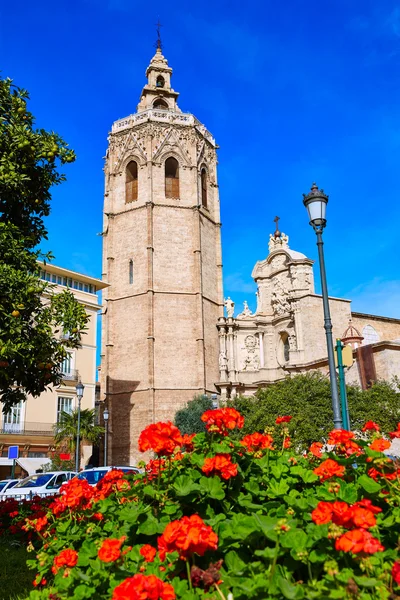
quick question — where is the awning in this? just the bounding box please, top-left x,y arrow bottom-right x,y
16,458 -> 51,475
0,458 -> 13,467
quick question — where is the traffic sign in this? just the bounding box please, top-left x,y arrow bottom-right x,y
334,343 -> 353,367
59,453 -> 71,460
8,446 -> 19,460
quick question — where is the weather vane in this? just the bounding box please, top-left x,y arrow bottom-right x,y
155,19 -> 162,50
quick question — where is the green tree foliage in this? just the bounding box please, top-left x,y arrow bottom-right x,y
0,76 -> 88,409
174,395 -> 213,434
229,373 -> 400,450
54,409 -> 104,455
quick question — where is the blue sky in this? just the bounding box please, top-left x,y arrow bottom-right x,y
1,0 -> 400,323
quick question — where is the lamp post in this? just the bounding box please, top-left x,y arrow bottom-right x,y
103,407 -> 109,467
303,183 -> 342,429
75,380 -> 85,472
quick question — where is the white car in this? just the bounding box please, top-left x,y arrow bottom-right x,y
1,471 -> 76,499
0,479 -> 19,496
76,466 -> 141,486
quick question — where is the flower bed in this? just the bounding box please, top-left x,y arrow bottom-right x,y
16,411 -> 400,599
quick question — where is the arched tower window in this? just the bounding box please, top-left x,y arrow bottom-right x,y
362,325 -> 379,345
129,259 -> 133,284
156,75 -> 165,88
153,98 -> 168,110
125,161 -> 138,203
201,168 -> 207,208
165,157 -> 180,198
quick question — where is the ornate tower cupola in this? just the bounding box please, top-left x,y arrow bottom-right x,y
137,37 -> 180,112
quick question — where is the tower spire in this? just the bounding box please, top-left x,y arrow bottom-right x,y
155,19 -> 162,50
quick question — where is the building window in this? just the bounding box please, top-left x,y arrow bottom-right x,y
125,161 -> 138,203
165,157 -> 180,198
3,402 -> 22,433
362,325 -> 380,345
57,397 -> 73,423
153,98 -> 168,110
129,259 -> 133,284
61,353 -> 72,375
28,452 -> 47,458
201,168 -> 207,208
156,75 -> 165,88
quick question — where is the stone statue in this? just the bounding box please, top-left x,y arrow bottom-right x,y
271,291 -> 290,316
219,351 -> 228,371
237,301 -> 253,318
224,297 -> 235,318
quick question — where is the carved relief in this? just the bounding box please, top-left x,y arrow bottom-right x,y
271,276 -> 290,316
237,301 -> 253,319
219,351 -> 228,371
241,335 -> 260,371
268,232 -> 289,253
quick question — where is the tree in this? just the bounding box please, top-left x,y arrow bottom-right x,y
0,76 -> 88,410
174,395 -> 213,434
54,409 -> 104,458
229,373 -> 400,450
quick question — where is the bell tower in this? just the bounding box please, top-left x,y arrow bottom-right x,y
101,44 -> 224,464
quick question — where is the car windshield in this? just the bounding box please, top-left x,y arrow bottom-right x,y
0,481 -> 9,492
14,474 -> 54,488
77,470 -> 107,485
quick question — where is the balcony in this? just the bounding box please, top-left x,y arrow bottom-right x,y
62,369 -> 79,382
0,422 -> 54,436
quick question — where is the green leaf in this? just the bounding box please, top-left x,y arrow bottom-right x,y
199,475 -> 225,500
268,478 -> 290,496
280,529 -> 308,551
137,515 -> 159,535
253,514 -> 278,542
353,576 -> 378,588
358,474 -> 382,494
224,550 -> 246,573
172,475 -> 200,496
278,576 -> 305,599
337,482 -> 358,504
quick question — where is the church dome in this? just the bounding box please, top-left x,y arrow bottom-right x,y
341,320 -> 363,348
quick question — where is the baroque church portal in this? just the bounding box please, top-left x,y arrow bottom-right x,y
101,45 -> 400,465
101,46 -> 223,464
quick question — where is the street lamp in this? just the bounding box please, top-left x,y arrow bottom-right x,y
75,380 -> 85,472
103,407 -> 109,467
303,183 -> 342,429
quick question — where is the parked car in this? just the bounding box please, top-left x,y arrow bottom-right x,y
76,466 -> 141,486
1,471 -> 76,499
0,479 -> 19,495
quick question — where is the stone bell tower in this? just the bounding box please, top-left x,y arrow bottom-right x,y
101,43 -> 224,464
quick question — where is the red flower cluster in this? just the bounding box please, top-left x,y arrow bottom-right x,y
95,470 -> 131,501
312,499 -> 381,528
202,454 -> 238,480
181,433 -> 196,452
369,438 -> 391,452
138,421 -> 183,456
335,529 -> 384,554
98,536 -> 126,562
140,544 -> 157,563
309,442 -> 323,458
389,423 -> 400,439
112,574 -> 175,600
313,459 -> 345,481
362,421 -> 380,432
145,458 -> 166,480
53,548 -> 78,572
327,429 -> 362,456
241,432 -> 274,452
157,514 -> 218,561
367,465 -> 400,481
275,415 -> 292,424
201,407 -> 244,436
51,478 -> 93,515
392,561 -> 400,585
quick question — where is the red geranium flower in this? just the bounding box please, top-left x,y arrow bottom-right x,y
202,454 -> 238,480
309,442 -> 323,458
275,415 -> 292,424
389,423 -> 400,439
145,458 -> 166,480
98,537 -> 126,563
140,544 -> 157,563
283,436 -> 291,449
328,429 -> 355,445
369,438 -> 391,452
138,421 -> 182,456
313,459 -> 345,481
362,421 -> 380,432
311,501 -> 333,525
51,478 -> 94,515
158,514 -> 218,561
181,434 -> 196,452
201,408 -> 244,436
112,574 -> 175,600
354,499 -> 382,514
335,529 -> 384,554
53,548 -> 78,572
392,561 -> 400,585
331,501 -> 352,527
241,432 -> 274,452
350,507 -> 377,529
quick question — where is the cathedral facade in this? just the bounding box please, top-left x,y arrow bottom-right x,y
101,46 -> 400,464
101,47 -> 223,464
